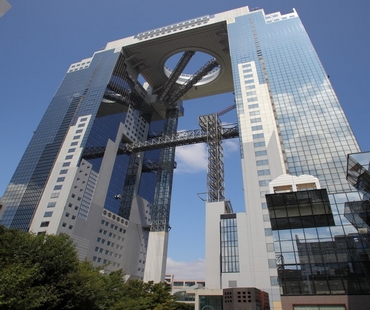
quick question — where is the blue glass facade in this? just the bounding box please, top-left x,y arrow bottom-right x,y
221,214 -> 240,273
1,50 -> 117,230
229,11 -> 359,193
227,9 -> 368,300
0,48 -> 161,229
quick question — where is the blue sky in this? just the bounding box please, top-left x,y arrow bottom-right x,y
1,1 -> 369,279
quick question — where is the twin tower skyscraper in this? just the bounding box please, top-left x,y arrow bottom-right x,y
1,6 -> 368,310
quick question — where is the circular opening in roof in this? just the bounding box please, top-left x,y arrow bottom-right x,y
164,51 -> 220,86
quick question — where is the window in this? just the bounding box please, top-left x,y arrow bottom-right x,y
270,276 -> 279,286
244,79 -> 254,84
40,221 -> 49,227
244,74 -> 253,79
78,123 -> 85,128
252,125 -> 263,131
248,103 -> 259,109
259,180 -> 271,186
70,142 -> 78,146
268,259 -> 276,268
246,91 -> 257,96
44,211 -> 53,217
255,150 -> 267,157
266,243 -> 274,252
247,97 -> 258,102
253,133 -> 264,139
62,162 -> 70,167
68,148 -> 76,153
65,213 -> 70,217
47,202 -> 56,208
51,192 -> 59,198
65,155 -> 73,160
73,135 -> 81,140
254,141 -> 266,148
76,129 -> 83,133
265,228 -> 272,236
60,169 -> 68,174
251,117 -> 262,124
262,202 -> 267,209
258,169 -> 270,176
245,85 -> 255,90
257,159 -> 269,166
56,177 -> 65,182
53,185 -> 62,190
80,117 -> 88,121
249,111 -> 260,116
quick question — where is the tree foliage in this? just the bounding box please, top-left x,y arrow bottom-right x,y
0,226 -> 193,310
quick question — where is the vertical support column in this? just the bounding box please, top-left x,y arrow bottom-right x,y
199,114 -> 225,202
119,153 -> 141,220
144,107 -> 179,282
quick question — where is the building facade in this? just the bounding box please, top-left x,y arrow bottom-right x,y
204,7 -> 369,310
1,6 -> 369,309
0,48 -> 166,279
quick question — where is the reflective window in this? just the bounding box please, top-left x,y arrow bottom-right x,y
253,133 -> 264,140
47,202 -> 56,208
252,125 -> 263,131
248,103 -> 258,109
221,215 -> 240,273
251,117 -> 261,123
257,169 -> 270,176
255,150 -> 267,157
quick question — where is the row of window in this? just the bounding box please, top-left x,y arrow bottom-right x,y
92,256 -> 120,267
41,121 -> 88,228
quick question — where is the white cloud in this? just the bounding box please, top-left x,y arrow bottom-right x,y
174,137 -> 238,174
223,139 -> 238,155
175,143 -> 207,173
166,257 -> 205,280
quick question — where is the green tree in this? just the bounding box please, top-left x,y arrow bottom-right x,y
0,226 -> 192,310
0,226 -> 126,309
112,280 -> 193,310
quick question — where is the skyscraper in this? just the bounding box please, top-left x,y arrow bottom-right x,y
1,6 -> 368,310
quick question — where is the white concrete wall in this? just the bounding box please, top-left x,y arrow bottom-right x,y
235,61 -> 284,304
144,231 -> 169,282
205,201 -> 228,289
29,115 -> 92,235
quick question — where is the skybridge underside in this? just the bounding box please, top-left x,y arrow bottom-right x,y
82,124 -> 239,159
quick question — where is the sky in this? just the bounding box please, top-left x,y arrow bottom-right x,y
1,0 -> 370,279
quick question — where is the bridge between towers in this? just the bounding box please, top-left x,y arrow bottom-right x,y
82,116 -> 239,202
